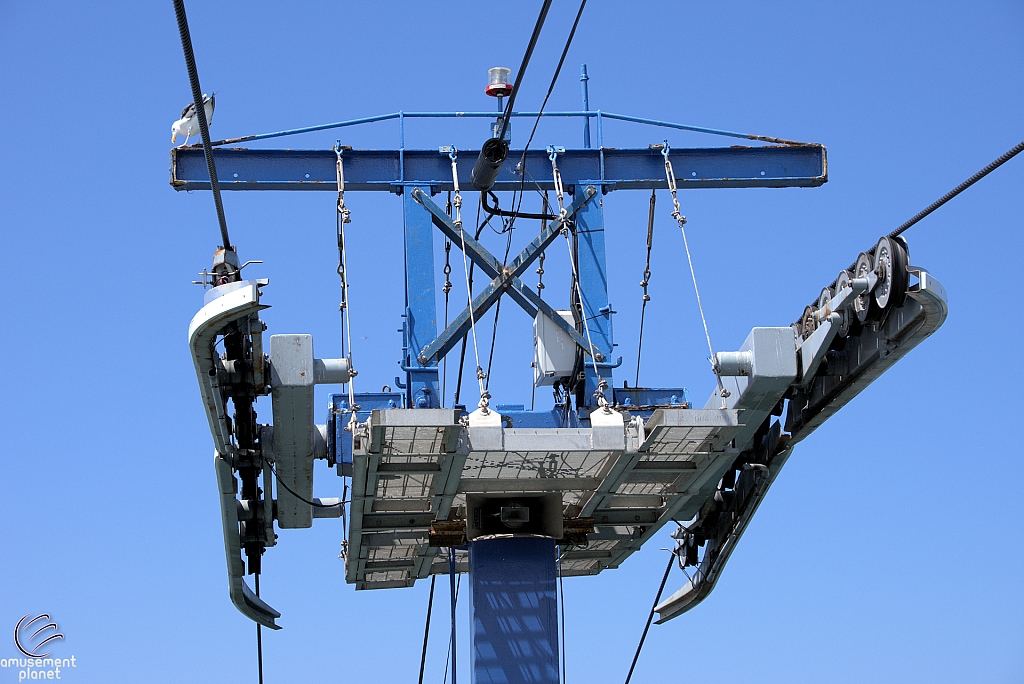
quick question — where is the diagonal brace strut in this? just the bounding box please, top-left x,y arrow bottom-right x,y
412,186 -> 601,366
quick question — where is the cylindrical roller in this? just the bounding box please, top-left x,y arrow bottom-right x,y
715,350 -> 753,376
313,357 -> 352,384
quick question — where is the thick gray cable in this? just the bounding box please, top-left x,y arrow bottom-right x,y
172,0 -> 231,251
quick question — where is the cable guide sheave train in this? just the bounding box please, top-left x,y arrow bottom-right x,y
175,66 -> 946,648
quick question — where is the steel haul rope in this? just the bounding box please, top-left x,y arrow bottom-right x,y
890,139 -> 1024,239
662,142 -> 730,406
172,0 -> 231,252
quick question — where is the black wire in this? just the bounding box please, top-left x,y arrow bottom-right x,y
497,0 -> 553,143
890,139 -> 1024,238
482,190 -> 559,221
623,551 -> 675,684
417,575 -> 436,684
483,191 -> 526,387
481,0 -> 590,374
172,0 -> 231,251
261,455 -> 348,508
255,573 -> 264,684
520,0 -> 588,166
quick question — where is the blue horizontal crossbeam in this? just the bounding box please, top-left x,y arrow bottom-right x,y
170,145 -> 827,193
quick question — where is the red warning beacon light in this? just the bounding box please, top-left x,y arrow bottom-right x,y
485,66 -> 513,98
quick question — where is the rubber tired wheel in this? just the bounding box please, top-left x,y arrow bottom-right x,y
853,251 -> 881,324
800,305 -> 817,339
835,270 -> 852,336
818,286 -> 834,312
873,236 -> 910,312
890,236 -> 911,310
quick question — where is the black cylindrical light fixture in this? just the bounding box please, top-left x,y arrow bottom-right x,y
470,137 -> 509,191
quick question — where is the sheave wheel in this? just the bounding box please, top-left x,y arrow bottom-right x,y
835,270 -> 852,336
853,251 -> 880,324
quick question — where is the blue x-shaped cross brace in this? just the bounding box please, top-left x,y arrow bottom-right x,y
411,185 -> 602,367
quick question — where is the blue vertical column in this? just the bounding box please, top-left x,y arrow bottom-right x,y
402,186 -> 440,408
574,192 -> 614,407
470,537 -> 559,684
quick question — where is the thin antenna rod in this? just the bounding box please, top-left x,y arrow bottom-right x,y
173,0 -> 232,251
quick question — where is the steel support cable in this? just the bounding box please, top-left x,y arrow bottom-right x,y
336,147 -> 360,426
552,151 -> 607,407
497,0 -> 554,143
449,150 -> 490,412
635,190 -> 656,387
662,144 -> 730,406
453,201 -> 494,407
442,194 -> 453,407
623,551 -> 675,684
172,0 -> 231,251
417,575 -> 436,684
890,139 -> 1024,239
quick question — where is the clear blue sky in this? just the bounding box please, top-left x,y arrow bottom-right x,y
1,2 -> 1021,682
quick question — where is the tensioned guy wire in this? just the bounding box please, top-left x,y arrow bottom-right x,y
635,190 -> 656,387
662,143 -> 730,405
449,150 -> 489,412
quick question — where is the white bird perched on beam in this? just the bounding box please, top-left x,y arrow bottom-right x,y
171,93 -> 215,146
